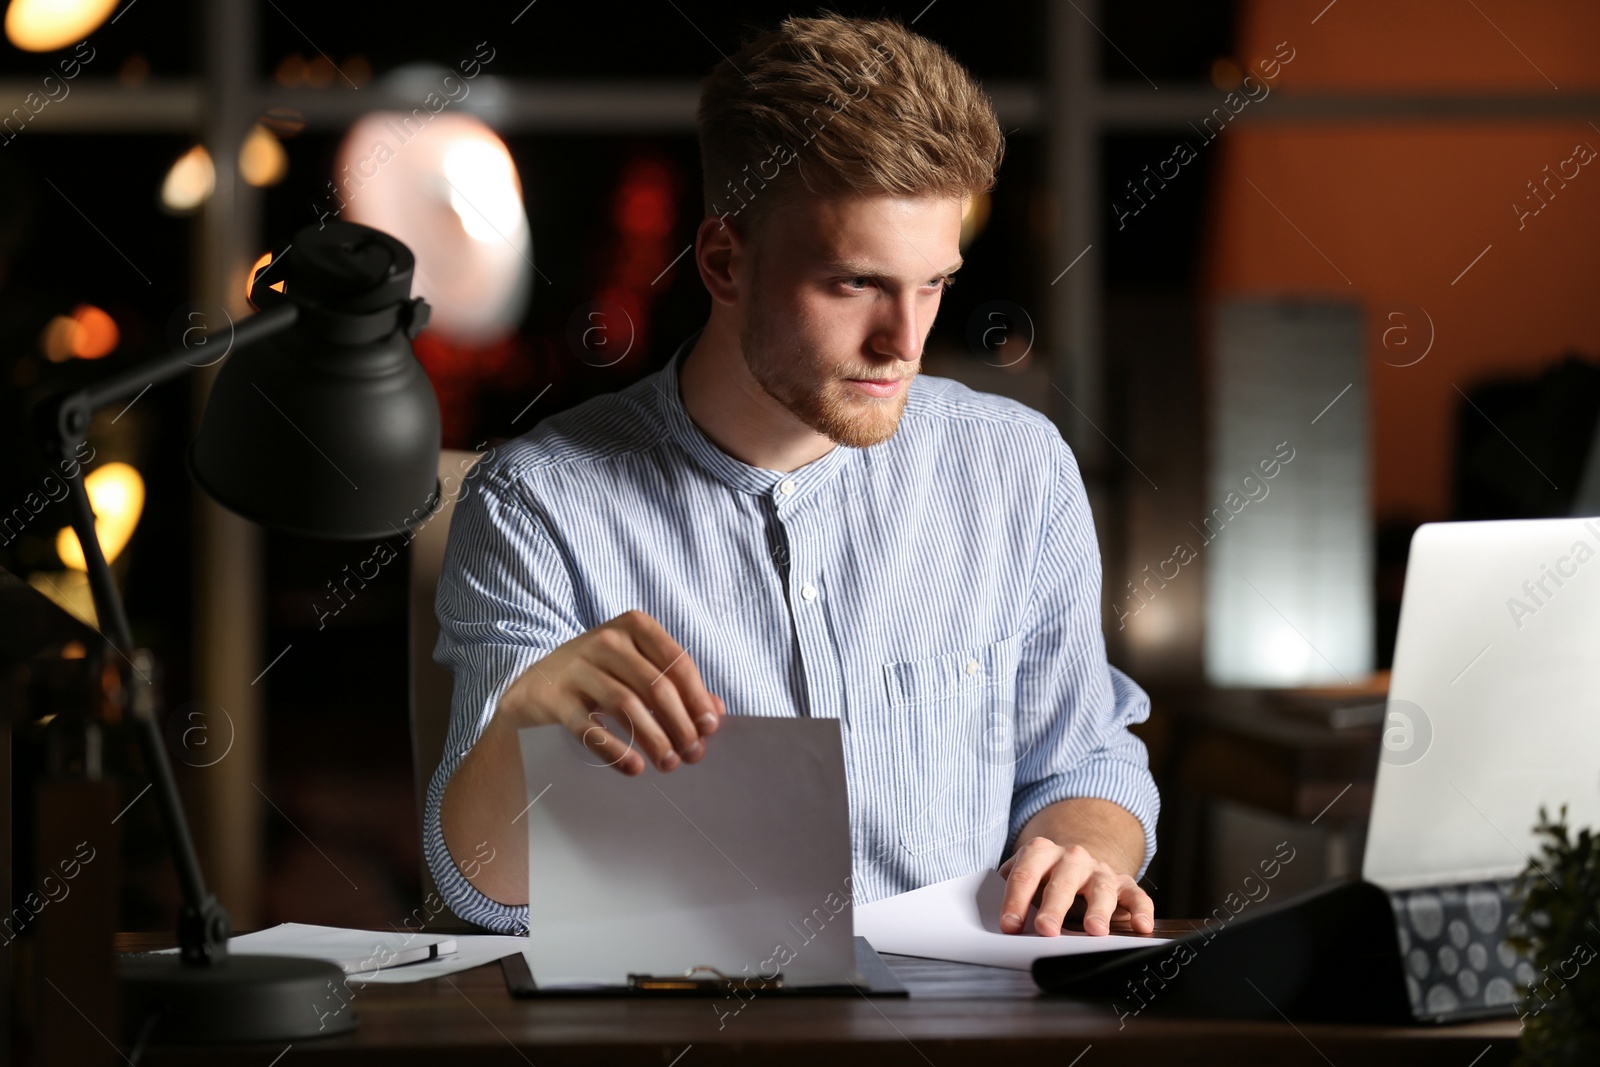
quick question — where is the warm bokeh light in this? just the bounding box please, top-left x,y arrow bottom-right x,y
239,123 -> 288,187
161,144 -> 215,212
118,53 -> 149,86
443,139 -> 523,243
306,55 -> 335,88
27,569 -> 96,629
275,53 -> 364,89
959,192 -> 990,250
274,54 -> 307,87
69,303 -> 118,357
40,315 -> 75,361
39,303 -> 119,361
1209,57 -> 1244,91
337,110 -> 531,343
246,250 -> 287,303
56,461 -> 145,570
260,107 -> 306,138
4,0 -> 116,52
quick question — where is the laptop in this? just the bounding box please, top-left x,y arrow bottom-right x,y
1362,517 -> 1600,1020
1033,517 -> 1600,1023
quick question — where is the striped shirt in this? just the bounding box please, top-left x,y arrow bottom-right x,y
424,338 -> 1159,933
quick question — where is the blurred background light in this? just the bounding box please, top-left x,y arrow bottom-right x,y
1209,57 -> 1244,90
4,0 -> 115,52
117,52 -> 148,86
1203,301 -> 1373,687
305,55 -> 334,88
336,108 -> 531,344
443,140 -> 523,243
55,460 -> 145,570
959,192 -> 991,250
239,123 -> 288,187
273,53 -> 307,88
259,107 -> 306,138
271,52 -> 367,89
246,250 -> 286,302
161,144 -> 215,213
39,303 -> 119,362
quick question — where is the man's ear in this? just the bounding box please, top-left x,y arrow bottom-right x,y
695,213 -> 744,307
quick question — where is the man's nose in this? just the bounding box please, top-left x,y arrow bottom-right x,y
874,294 -> 922,363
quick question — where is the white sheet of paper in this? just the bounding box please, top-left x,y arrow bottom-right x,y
518,718 -> 859,988
344,936 -> 530,984
854,869 -> 1167,970
143,924 -> 523,983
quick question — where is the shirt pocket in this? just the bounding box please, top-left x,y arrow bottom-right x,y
879,632 -> 1024,859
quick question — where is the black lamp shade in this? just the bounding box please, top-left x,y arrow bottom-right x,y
190,223 -> 442,541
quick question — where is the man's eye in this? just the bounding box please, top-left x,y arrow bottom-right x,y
846,277 -> 871,290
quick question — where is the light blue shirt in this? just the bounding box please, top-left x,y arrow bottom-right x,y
424,339 -> 1159,933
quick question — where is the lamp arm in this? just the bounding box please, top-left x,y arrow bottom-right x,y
42,300 -> 300,967
47,302 -> 299,449
62,446 -> 232,964
62,455 -> 135,652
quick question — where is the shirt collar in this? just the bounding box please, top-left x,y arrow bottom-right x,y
652,332 -> 857,506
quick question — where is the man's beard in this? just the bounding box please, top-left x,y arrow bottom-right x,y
740,313 -> 917,449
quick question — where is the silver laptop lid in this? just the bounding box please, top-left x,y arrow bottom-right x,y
1362,518 -> 1600,890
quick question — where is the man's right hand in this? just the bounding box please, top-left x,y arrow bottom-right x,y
497,609 -> 725,775
441,609 -> 722,904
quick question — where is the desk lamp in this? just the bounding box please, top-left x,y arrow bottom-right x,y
33,221 -> 441,1042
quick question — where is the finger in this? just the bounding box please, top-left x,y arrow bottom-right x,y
997,840 -> 1059,933
568,668 -> 677,771
1076,870 -> 1122,936
570,707 -> 645,775
1033,849 -> 1100,935
616,611 -> 721,734
588,634 -> 703,761
1119,881 -> 1156,935
650,626 -> 721,737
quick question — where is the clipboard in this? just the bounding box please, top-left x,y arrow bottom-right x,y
500,936 -> 908,998
516,721 -> 865,990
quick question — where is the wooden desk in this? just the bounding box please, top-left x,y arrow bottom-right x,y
115,930 -> 1520,1066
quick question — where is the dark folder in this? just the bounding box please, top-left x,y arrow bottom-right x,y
1031,878 -> 1527,1025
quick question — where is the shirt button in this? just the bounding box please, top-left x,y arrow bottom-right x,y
964,659 -> 980,676
801,583 -> 818,601
779,479 -> 796,496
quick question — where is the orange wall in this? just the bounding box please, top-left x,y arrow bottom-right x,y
1205,1 -> 1600,520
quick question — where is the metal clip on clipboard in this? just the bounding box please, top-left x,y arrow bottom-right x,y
627,965 -> 784,994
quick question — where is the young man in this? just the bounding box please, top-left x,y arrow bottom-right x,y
429,14 -> 1159,939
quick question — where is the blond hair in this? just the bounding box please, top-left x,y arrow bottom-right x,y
697,14 -> 1004,226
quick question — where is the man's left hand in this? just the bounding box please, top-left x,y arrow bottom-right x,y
997,837 -> 1155,937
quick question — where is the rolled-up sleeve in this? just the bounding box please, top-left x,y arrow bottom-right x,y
422,463 -> 586,933
1007,435 -> 1160,879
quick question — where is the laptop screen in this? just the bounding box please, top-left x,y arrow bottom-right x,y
1362,518 -> 1600,889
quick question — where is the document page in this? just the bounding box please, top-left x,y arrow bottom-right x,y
140,924 -> 511,983
518,718 -> 859,987
854,869 -> 1167,970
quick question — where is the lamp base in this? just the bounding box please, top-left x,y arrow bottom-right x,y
120,953 -> 357,1043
